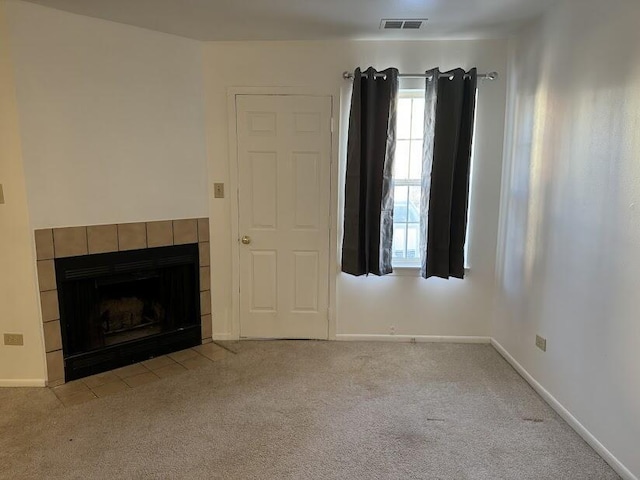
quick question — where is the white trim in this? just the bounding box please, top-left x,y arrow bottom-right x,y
491,339 -> 637,480
336,334 -> 491,344
226,90 -> 241,341
0,378 -> 46,387
212,333 -> 237,341
226,87 -> 339,341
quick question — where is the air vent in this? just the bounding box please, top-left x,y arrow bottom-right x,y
380,19 -> 427,30
382,20 -> 403,29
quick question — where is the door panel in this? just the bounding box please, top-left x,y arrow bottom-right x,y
236,95 -> 331,339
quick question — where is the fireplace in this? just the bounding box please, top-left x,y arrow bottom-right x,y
56,244 -> 201,381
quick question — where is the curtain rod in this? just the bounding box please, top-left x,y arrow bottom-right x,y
342,71 -> 498,81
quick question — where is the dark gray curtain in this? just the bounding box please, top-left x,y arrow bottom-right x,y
421,68 -> 478,279
342,67 -> 399,276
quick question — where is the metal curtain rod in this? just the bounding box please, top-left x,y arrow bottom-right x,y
342,71 -> 498,81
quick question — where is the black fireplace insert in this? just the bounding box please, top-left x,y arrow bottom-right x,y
55,244 -> 201,381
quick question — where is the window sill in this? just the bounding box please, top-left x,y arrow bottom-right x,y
389,266 -> 471,277
390,266 -> 421,276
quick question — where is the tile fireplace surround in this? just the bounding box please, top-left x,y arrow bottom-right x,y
34,218 -> 211,386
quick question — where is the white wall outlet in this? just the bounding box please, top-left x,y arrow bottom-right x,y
214,183 -> 224,198
4,333 -> 24,346
390,325 -> 396,335
536,335 -> 547,352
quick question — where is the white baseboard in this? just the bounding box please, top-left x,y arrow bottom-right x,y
336,334 -> 491,344
491,339 -> 637,480
212,333 -> 238,341
0,378 -> 46,387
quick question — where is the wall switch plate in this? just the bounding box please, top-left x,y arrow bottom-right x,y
214,183 -> 224,199
0,184 -> 4,204
536,335 -> 547,352
4,333 -> 24,346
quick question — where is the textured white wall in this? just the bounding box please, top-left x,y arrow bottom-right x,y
494,0 -> 640,477
0,0 -> 46,384
6,0 -> 209,229
203,40 -> 507,338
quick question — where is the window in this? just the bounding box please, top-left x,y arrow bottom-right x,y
392,89 -> 476,269
392,91 -> 425,267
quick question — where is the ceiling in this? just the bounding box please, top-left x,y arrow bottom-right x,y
21,0 -> 559,41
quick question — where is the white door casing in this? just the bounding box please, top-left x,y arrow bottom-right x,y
235,94 -> 332,339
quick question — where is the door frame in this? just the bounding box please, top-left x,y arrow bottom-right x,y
226,87 -> 339,340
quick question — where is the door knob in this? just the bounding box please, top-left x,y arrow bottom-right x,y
241,235 -> 251,245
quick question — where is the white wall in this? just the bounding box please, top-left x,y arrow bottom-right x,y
6,0 -> 208,228
0,0 -> 46,385
203,40 -> 507,338
494,0 -> 640,477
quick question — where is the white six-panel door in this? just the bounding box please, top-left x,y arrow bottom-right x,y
235,95 -> 332,339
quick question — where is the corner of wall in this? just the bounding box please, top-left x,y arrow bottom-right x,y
0,0 -> 47,384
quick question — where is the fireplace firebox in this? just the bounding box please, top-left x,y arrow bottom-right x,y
55,244 -> 201,381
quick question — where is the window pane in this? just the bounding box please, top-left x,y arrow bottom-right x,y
409,140 -> 423,180
393,225 -> 407,259
411,97 -> 425,138
396,98 -> 412,140
406,224 -> 420,259
408,186 -> 421,222
394,140 -> 410,180
393,185 -> 409,222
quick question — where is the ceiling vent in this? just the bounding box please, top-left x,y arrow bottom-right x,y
380,19 -> 427,30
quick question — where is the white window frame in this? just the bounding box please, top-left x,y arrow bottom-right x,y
392,89 -> 425,269
391,88 -> 477,274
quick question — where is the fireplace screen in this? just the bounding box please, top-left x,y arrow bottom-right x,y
56,244 -> 201,380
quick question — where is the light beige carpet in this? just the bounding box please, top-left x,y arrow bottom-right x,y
0,341 -> 619,479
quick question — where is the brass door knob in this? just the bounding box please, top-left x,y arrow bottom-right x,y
241,235 -> 251,245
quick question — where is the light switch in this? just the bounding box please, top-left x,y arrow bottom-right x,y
214,183 -> 225,199
0,184 -> 4,204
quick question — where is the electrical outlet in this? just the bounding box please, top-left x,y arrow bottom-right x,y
390,325 -> 396,335
214,183 -> 225,199
4,333 -> 24,346
535,335 -> 547,352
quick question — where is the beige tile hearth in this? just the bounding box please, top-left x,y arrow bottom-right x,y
146,220 -> 173,247
87,224 -> 118,254
179,354 -> 212,370
142,355 -> 175,371
40,290 -> 59,322
117,222 -> 147,250
35,229 -> 55,260
43,320 -> 62,352
194,342 -> 228,361
113,363 -> 148,379
201,314 -> 212,340
198,218 -> 209,242
123,371 -> 160,388
200,291 -> 211,315
200,266 -> 210,292
46,350 -> 64,385
153,362 -> 187,378
48,344 -> 234,407
173,219 -> 198,244
36,260 -> 56,292
91,379 -> 129,398
168,348 -> 199,363
58,389 -> 98,407
53,227 -> 88,258
198,241 -> 210,267
83,371 -> 119,389
52,380 -> 91,398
